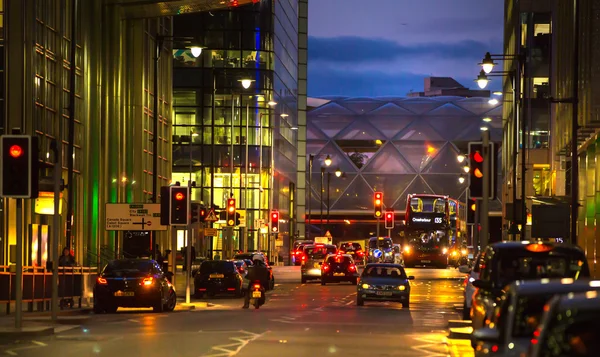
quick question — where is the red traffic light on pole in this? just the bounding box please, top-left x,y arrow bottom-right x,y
271,210 -> 280,233
1,135 -> 39,198
226,198 -> 236,226
468,142 -> 496,199
374,192 -> 383,218
384,210 -> 394,229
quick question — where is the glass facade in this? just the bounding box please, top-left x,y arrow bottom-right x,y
307,96 -> 503,237
172,0 -> 298,260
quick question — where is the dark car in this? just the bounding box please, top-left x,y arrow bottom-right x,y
339,242 -> 366,265
321,254 -> 359,285
234,260 -> 249,277
529,290 -> 600,357
357,263 -> 414,307
470,241 -> 590,330
233,252 -> 275,290
471,279 -> 600,357
194,260 -> 243,298
93,259 -> 176,313
292,240 -> 314,265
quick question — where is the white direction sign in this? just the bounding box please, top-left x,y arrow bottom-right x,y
105,203 -> 167,231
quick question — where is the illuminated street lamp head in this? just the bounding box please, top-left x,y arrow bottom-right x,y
482,117 -> 492,123
463,165 -> 470,173
238,78 -> 255,89
475,70 -> 490,89
280,113 -> 289,118
457,154 -> 465,163
479,52 -> 496,74
267,100 -> 277,107
335,168 -> 342,178
324,155 -> 332,167
480,126 -> 489,131
458,176 -> 465,184
488,98 -> 499,105
190,46 -> 204,58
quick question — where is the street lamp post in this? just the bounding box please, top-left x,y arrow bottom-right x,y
326,168 -> 343,231
307,154 -> 331,239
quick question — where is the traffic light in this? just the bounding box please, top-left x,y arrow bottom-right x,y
226,198 -> 236,226
198,205 -> 207,222
468,142 -> 496,199
384,210 -> 394,229
170,186 -> 190,225
374,192 -> 383,219
1,135 -> 39,198
467,199 -> 477,224
271,210 -> 279,233
191,203 -> 200,224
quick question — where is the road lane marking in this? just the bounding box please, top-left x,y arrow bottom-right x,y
202,330 -> 264,356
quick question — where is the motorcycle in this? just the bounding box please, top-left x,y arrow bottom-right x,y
250,282 -> 265,309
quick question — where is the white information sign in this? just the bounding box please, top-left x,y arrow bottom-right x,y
105,203 -> 167,231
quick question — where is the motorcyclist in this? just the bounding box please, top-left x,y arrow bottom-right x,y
242,253 -> 271,309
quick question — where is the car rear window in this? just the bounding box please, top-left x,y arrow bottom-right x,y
492,251 -> 588,287
304,246 -> 336,259
541,309 -> 600,355
104,260 -> 153,275
326,255 -> 353,265
341,243 -> 362,251
200,261 -> 236,274
363,266 -> 407,278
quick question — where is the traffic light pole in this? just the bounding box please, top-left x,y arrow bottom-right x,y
481,130 -> 490,251
15,198 -> 23,328
376,218 -> 380,238
51,139 -> 62,322
185,226 -> 192,304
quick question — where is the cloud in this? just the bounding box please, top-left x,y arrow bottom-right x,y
309,36 -> 501,64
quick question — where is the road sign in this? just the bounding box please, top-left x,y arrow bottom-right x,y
105,203 -> 167,231
325,231 -> 332,238
205,209 -> 218,222
204,228 -> 218,237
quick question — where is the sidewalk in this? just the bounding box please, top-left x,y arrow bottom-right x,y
444,320 -> 474,357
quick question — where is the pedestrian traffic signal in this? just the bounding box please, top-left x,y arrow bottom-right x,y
191,203 -> 200,224
384,210 -> 394,229
226,198 -> 236,226
374,192 -> 383,219
468,142 -> 496,199
271,210 -> 280,233
1,135 -> 39,198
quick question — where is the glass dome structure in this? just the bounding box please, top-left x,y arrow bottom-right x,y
307,96 -> 503,213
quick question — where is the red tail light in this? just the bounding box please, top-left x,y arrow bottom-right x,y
348,265 -> 357,272
142,277 -> 153,286
357,251 -> 364,256
322,263 -> 330,271
253,284 -> 261,289
227,288 -> 236,291
301,255 -> 306,260
97,277 -> 108,285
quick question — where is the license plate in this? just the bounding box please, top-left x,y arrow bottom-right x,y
421,260 -> 431,263
252,291 -> 262,298
114,291 -> 134,297
209,274 -> 224,279
333,273 -> 345,276
376,291 -> 392,296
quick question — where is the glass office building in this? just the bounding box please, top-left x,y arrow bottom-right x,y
171,0 -> 300,259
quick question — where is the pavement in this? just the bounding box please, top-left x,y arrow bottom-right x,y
0,266 -> 474,357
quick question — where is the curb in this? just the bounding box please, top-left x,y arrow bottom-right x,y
0,326 -> 55,337
448,326 -> 473,340
448,319 -> 472,328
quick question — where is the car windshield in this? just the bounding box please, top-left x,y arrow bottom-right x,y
494,253 -> 588,287
103,260 -> 154,276
341,243 -> 361,251
513,294 -> 555,337
305,246 -> 336,259
363,266 -> 406,279
326,255 -> 353,267
199,261 -> 236,274
369,239 -> 393,250
541,310 -> 600,356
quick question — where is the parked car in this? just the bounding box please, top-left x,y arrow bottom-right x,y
470,241 -> 590,330
529,290 -> 600,357
471,278 -> 600,356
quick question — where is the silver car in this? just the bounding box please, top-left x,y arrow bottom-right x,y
459,252 -> 483,320
300,244 -> 337,284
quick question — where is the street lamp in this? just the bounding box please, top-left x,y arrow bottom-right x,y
335,168 -> 342,178
488,98 -> 499,105
457,154 -> 466,163
463,165 -> 470,173
458,176 -> 465,184
325,168 -> 344,231
482,117 -> 492,123
479,52 -> 497,74
307,154 -> 332,239
475,70 -> 490,89
190,46 -> 205,58
480,126 -> 489,132
238,78 -> 254,89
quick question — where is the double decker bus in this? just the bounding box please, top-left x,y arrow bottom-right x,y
402,194 -> 451,268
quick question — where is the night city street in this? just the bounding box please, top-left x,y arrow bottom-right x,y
0,267 -> 464,357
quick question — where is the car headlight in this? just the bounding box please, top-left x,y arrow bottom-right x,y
397,285 -> 406,291
385,251 -> 392,256
452,251 -> 458,256
461,249 -> 467,255
361,283 -> 371,289
404,247 -> 410,254
442,248 -> 448,254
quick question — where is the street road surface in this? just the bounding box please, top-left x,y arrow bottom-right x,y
0,267 -> 465,357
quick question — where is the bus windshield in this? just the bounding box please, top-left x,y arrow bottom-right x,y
369,238 -> 393,250
410,197 -> 446,213
411,234 -> 446,249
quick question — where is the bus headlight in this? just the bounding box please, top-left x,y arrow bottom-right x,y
442,248 -> 448,254
461,249 -> 467,255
